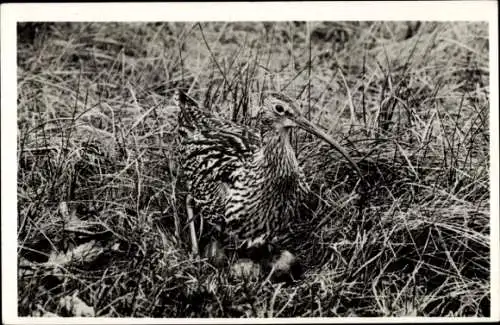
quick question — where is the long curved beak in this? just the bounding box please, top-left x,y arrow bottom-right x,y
294,116 -> 363,180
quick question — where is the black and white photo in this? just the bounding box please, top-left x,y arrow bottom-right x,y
2,1 -> 498,322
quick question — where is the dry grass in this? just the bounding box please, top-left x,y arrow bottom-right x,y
17,21 -> 489,317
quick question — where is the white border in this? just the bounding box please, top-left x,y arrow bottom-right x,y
0,1 -> 498,22
1,1 -> 498,324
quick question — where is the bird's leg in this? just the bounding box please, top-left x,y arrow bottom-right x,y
202,238 -> 226,267
198,214 -> 204,242
186,194 -> 199,256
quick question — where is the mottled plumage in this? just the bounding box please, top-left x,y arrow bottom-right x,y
174,89 -> 362,275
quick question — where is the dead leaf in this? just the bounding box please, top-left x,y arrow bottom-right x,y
46,240 -> 103,267
59,294 -> 95,317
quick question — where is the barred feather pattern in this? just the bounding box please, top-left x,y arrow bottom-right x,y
175,90 -> 310,249
225,131 -> 311,248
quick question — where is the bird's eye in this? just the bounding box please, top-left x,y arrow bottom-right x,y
274,104 -> 285,114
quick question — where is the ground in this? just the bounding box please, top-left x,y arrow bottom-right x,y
17,21 -> 490,317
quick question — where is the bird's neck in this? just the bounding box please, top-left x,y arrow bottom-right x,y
256,128 -> 301,178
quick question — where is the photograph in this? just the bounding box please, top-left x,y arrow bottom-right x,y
2,1 -> 498,321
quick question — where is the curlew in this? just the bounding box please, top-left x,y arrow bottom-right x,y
174,89 -> 363,281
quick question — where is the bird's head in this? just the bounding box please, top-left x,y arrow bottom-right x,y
256,92 -> 363,179
257,93 -> 303,131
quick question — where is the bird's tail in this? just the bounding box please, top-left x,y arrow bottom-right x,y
174,89 -> 206,135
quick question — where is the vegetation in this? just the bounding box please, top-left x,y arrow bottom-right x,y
17,21 -> 489,317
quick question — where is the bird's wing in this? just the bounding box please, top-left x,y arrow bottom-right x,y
174,89 -> 238,134
178,129 -> 261,207
174,89 -> 261,202
174,88 -> 261,151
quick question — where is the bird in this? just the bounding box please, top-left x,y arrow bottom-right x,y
173,89 -> 363,281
